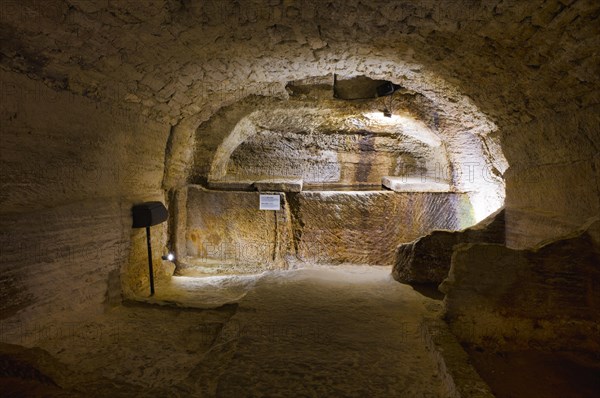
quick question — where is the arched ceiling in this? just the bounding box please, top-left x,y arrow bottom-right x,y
2,0 -> 597,125
194,84 -> 505,221
2,0 -> 598,242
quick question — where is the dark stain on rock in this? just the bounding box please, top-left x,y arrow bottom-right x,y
355,131 -> 375,183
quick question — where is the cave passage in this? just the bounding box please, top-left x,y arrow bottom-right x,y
173,82 -> 506,278
1,1 -> 598,397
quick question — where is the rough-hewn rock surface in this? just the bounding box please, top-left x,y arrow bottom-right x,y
440,219 -> 600,352
382,176 -> 451,192
195,91 -> 504,221
254,178 -> 303,193
1,0 -> 599,379
0,69 -> 170,341
291,191 -> 475,265
223,107 -> 449,187
180,186 -> 292,274
393,209 -> 505,284
178,187 -> 474,272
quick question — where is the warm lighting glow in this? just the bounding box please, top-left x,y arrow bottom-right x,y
363,111 -> 404,125
469,188 -> 506,224
162,252 -> 175,261
362,112 -> 442,147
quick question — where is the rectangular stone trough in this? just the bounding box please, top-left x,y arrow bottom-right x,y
176,185 -> 475,270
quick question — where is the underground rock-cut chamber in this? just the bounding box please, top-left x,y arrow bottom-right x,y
166,78 -> 507,278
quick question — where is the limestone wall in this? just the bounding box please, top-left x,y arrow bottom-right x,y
441,219 -> 600,352
0,70 -> 169,344
393,209 -> 505,284
181,186 -> 292,272
197,92 -> 503,223
292,191 -> 475,265
502,109 -> 600,249
220,104 -> 450,187
1,1 -> 595,237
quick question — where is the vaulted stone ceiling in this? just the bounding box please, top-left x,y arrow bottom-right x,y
3,0 -> 597,124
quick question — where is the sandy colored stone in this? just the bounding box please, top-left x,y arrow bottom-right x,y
0,70 -> 170,337
180,186 -> 291,273
175,187 -> 475,270
195,92 -> 503,222
0,0 -> 598,378
21,267 -> 475,397
393,209 -> 505,284
292,191 -> 475,266
253,178 -> 303,192
440,219 -> 600,352
382,176 -> 452,192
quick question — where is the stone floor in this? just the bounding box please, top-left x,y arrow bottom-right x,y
9,266 -> 450,397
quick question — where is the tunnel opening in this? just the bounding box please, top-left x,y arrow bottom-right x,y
164,77 -> 506,279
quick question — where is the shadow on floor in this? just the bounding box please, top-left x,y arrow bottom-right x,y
410,283 -> 445,300
467,348 -> 600,398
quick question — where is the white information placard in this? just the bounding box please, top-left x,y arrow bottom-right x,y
259,194 -> 281,210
